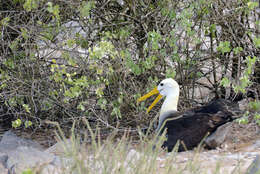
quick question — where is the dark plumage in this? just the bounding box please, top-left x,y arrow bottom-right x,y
158,99 -> 240,152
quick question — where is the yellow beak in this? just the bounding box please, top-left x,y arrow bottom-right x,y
137,87 -> 163,113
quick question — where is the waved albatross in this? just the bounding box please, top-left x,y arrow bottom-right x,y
138,78 -> 239,152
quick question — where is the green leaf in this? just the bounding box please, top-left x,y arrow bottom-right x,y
253,37 -> 260,48
24,121 -> 32,128
254,113 -> 260,120
23,104 -> 31,113
161,8 -> 169,17
1,17 -> 10,26
75,33 -> 89,48
75,76 -> 89,87
3,59 -> 15,69
237,117 -> 249,124
23,0 -> 39,12
96,68 -> 103,75
220,77 -> 230,87
47,2 -> 60,22
247,1 -> 259,10
8,97 -> 17,106
217,41 -> 231,54
169,10 -> 176,19
209,24 -> 216,38
245,56 -> 256,75
12,119 -> 22,128
142,56 -> 157,70
77,103 -> 85,111
249,101 -> 260,111
10,39 -> 19,51
67,39 -> 76,48
22,168 -> 34,174
124,51 -> 141,75
96,87 -> 104,97
119,28 -> 130,39
196,72 -> 203,78
80,1 -> 95,18
97,98 -> 107,110
0,83 -> 7,89
111,107 -> 122,118
233,47 -> 243,55
71,86 -> 82,98
21,28 -> 29,40
148,31 -> 162,50
40,30 -> 54,41
236,111 -> 249,124
256,120 -> 260,127
89,41 -> 115,59
52,5 -> 60,17
166,69 -> 176,78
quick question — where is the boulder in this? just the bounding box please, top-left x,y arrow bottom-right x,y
6,146 -> 55,174
0,131 -> 43,153
0,162 -> 8,174
45,139 -> 74,155
205,122 -> 232,149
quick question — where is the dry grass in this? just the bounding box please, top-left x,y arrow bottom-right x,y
34,121 -> 253,174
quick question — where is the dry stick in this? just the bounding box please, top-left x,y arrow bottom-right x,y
0,63 -> 80,118
209,18 -> 218,98
89,108 -> 140,133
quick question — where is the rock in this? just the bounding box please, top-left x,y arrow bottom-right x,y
45,139 -> 74,155
246,155 -> 260,174
45,156 -> 76,173
51,155 -> 74,167
0,162 -> 8,174
205,122 -> 232,149
0,152 -> 8,167
0,131 -> 80,173
243,140 -> 260,152
0,131 -> 43,153
40,164 -> 62,174
6,146 -> 55,174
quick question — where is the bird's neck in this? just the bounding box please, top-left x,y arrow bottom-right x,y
160,93 -> 179,113
159,92 -> 179,125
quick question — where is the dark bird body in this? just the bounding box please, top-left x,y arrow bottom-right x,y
158,99 -> 239,152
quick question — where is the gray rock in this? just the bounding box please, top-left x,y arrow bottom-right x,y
6,146 -> 55,174
0,131 -> 74,173
0,152 -> 8,167
246,155 -> 260,174
205,122 -> 232,149
244,140 -> 260,152
41,156 -> 75,174
40,163 -> 63,174
45,139 -> 74,155
0,131 -> 43,153
0,162 -> 8,174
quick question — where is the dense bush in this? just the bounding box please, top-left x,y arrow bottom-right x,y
0,0 -> 259,132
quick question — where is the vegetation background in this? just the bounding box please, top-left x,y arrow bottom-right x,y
0,0 -> 259,137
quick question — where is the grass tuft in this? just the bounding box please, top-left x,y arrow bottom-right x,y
42,120 -> 249,174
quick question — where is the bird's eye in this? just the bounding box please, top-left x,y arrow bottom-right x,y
160,83 -> 164,86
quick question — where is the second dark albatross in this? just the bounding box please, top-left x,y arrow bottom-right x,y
138,78 -> 239,152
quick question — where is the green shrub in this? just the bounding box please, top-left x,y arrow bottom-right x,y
0,0 -> 259,132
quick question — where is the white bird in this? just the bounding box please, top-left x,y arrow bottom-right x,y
138,78 -> 239,152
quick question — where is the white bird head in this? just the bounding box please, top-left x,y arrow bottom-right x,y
138,78 -> 180,114
157,78 -> 179,97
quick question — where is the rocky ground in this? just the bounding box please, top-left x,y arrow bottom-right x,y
0,119 -> 260,174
